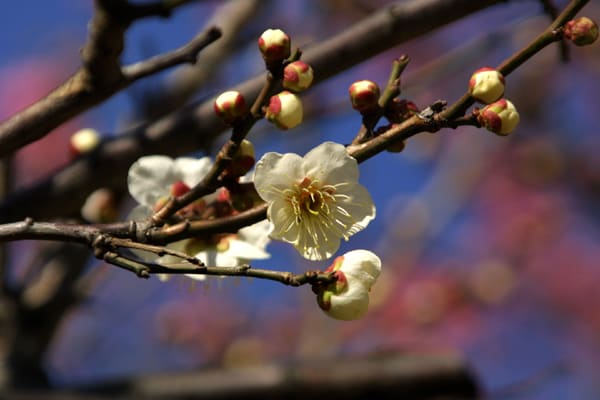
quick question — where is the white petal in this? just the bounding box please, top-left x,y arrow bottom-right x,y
267,198 -> 301,243
238,220 -> 271,250
173,157 -> 213,187
127,155 -> 176,207
334,183 -> 376,234
303,142 -> 359,184
254,152 -> 304,202
341,250 -> 381,289
327,284 -> 370,321
226,239 -> 270,260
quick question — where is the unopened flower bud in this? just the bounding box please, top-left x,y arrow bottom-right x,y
229,184 -> 262,212
283,61 -> 314,92
349,80 -> 380,114
478,99 -> 520,136
469,68 -> 505,104
171,180 -> 191,197
69,128 -> 100,157
258,29 -> 291,64
315,250 -> 381,321
214,91 -> 247,124
81,188 -> 118,223
265,91 -> 303,129
226,139 -> 256,178
564,17 -> 598,46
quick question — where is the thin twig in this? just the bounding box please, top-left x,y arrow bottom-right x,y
122,27 -> 222,81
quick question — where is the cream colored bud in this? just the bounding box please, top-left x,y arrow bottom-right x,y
283,61 -> 314,92
265,91 -> 303,130
316,250 -> 381,321
478,99 -> 520,136
469,68 -> 505,104
214,91 -> 247,123
349,80 -> 380,113
258,29 -> 291,63
70,128 -> 100,156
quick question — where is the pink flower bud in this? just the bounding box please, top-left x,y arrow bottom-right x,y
564,17 -> 598,46
214,91 -> 247,124
478,99 -> 520,136
171,180 -> 191,197
469,67 -> 505,104
349,80 -> 380,114
258,29 -> 291,63
315,250 -> 381,321
283,61 -> 314,92
69,128 -> 100,157
265,91 -> 303,129
226,140 -> 256,178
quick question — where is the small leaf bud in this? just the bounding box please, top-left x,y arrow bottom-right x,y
258,29 -> 291,64
349,80 -> 380,114
69,128 -> 100,157
478,99 -> 520,136
283,61 -> 314,92
564,17 -> 598,46
214,91 -> 247,124
265,91 -> 303,130
469,67 -> 505,104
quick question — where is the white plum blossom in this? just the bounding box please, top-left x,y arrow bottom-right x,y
127,155 -> 270,280
253,141 -> 375,261
315,250 -> 382,321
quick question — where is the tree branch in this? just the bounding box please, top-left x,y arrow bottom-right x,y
0,0 -> 510,223
0,0 -> 220,158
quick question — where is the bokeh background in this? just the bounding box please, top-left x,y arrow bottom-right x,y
1,0 -> 600,398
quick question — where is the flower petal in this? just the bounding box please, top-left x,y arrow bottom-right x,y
254,152 -> 304,202
173,157 -> 213,187
267,198 -> 301,243
327,284 -> 370,321
128,155 -> 176,207
227,239 -> 270,260
341,249 -> 381,289
238,220 -> 272,251
293,213 -> 342,260
303,141 -> 359,184
334,183 -> 376,235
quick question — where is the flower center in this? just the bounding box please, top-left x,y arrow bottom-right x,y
286,177 -> 336,222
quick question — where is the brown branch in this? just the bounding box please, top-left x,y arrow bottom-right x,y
121,27 -> 222,81
442,0 -> 589,119
0,0 -> 510,224
0,1 -> 220,158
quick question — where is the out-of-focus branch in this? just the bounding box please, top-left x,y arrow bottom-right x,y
138,0 -> 261,120
121,28 -> 222,81
0,0 -> 220,158
0,0 -> 510,223
82,352 -> 478,399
